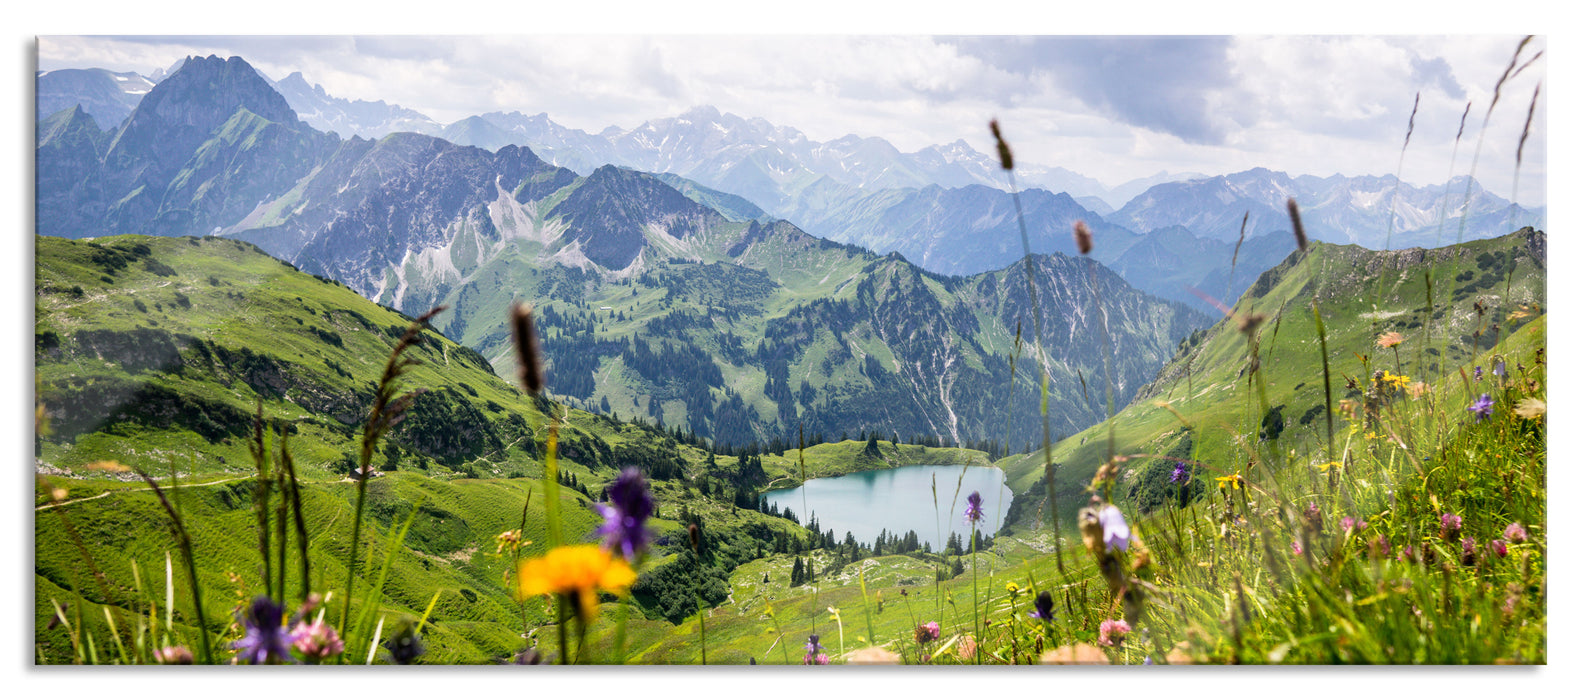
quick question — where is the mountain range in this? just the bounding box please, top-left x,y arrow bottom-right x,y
35,54 -> 1211,450
38,57 -> 1545,315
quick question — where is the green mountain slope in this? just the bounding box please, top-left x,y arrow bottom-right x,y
995,227 -> 1546,518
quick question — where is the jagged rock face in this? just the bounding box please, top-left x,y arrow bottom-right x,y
548,165 -> 720,270
36,107 -> 110,238
36,55 -> 338,240
105,55 -> 301,185
35,68 -> 151,127
1112,168 -> 1543,248
284,136 -> 574,294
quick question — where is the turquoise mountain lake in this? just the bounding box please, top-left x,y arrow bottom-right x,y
761,465 -> 1014,550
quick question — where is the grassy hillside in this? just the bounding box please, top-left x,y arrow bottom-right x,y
995,228 -> 1545,516
33,232 -> 989,664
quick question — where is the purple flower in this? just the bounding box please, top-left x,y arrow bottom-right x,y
233,596 -> 296,665
1169,462 -> 1190,484
595,467 -> 654,560
383,622 -> 425,665
1291,540 -> 1303,555
803,634 -> 829,665
1340,517 -> 1358,533
1098,505 -> 1130,553
1031,591 -> 1055,621
1461,536 -> 1478,566
915,621 -> 941,644
1474,366 -> 1484,382
963,491 -> 985,524
1504,522 -> 1528,544
1440,513 -> 1463,539
1494,360 -> 1506,377
1468,394 -> 1495,422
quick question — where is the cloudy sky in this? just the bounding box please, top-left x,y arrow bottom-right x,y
31,15 -> 1551,208
5,7 -> 1577,696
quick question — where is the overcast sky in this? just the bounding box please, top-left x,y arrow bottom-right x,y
32,23 -> 1550,208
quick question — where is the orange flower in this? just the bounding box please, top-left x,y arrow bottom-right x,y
1376,331 -> 1405,349
516,545 -> 635,622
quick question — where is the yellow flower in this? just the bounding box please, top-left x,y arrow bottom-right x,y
1376,370 -> 1410,391
1005,582 -> 1020,593
517,544 -> 636,622
1376,331 -> 1405,349
1317,461 -> 1343,473
1215,473 -> 1243,490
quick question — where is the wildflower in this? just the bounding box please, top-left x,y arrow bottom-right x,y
1474,366 -> 1484,382
915,621 -> 941,644
1514,398 -> 1546,420
1376,331 -> 1405,349
1215,473 -> 1243,490
1369,534 -> 1391,560
290,619 -> 344,663
509,302 -> 544,393
963,491 -> 984,524
511,648 -> 545,665
1377,370 -> 1410,391
988,119 -> 1013,171
232,596 -> 296,665
517,544 -> 637,623
1169,462 -> 1190,484
1407,381 -> 1431,399
1341,517 -> 1366,534
1031,591 -> 1055,620
1041,643 -> 1109,664
1440,513 -> 1463,540
1291,540 -> 1303,555
1097,505 -> 1130,553
154,646 -> 194,664
1399,544 -> 1417,564
957,635 -> 978,660
1073,221 -> 1093,255
1303,503 -> 1323,532
1504,522 -> 1529,544
1235,312 -> 1266,336
1468,394 -> 1494,422
1493,360 -> 1506,377
595,467 -> 654,561
1005,581 -> 1020,594
1461,537 -> 1478,566
1317,460 -> 1343,473
803,634 -> 829,665
1097,619 -> 1131,647
1490,539 -> 1509,558
494,529 -> 527,554
383,621 -> 424,665
1287,198 -> 1308,251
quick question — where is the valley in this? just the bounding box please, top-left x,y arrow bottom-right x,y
32,40 -> 1548,668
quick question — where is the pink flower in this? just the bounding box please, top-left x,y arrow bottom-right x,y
290,619 -> 344,662
1097,619 -> 1131,647
1504,522 -> 1529,544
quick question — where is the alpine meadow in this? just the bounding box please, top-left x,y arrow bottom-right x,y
32,34 -> 1548,670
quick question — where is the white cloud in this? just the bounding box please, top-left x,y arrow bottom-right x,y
33,33 -> 1546,205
